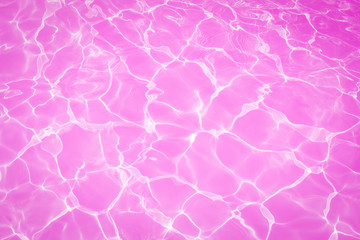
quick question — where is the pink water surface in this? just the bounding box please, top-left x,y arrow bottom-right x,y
1,0 -> 360,239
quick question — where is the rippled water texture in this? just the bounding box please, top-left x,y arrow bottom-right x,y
1,0 -> 360,239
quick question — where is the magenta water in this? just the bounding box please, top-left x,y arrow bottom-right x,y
0,0 -> 360,239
